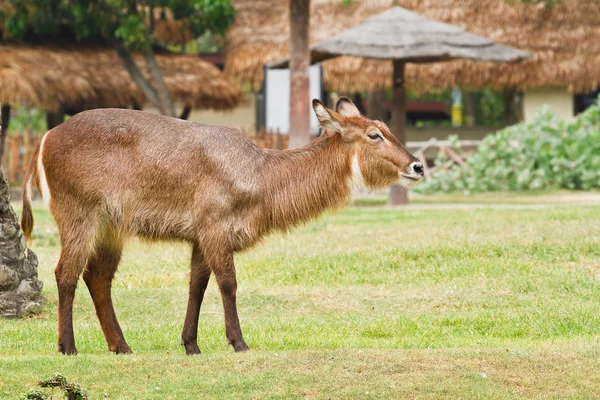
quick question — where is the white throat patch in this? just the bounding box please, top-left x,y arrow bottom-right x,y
349,154 -> 367,193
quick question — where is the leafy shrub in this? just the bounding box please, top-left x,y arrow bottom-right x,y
22,373 -> 88,400
415,98 -> 600,193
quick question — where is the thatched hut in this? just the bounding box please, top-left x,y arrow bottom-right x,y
0,39 -> 241,181
225,0 -> 600,121
0,40 -> 240,114
0,0 -> 240,127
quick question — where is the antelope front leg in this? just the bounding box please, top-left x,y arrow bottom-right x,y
181,245 -> 211,355
212,253 -> 249,352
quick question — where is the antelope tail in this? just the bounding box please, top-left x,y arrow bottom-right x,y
21,142 -> 41,244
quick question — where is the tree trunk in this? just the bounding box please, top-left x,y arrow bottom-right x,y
142,44 -> 176,117
0,160 -> 43,318
288,0 -> 311,149
117,46 -> 176,117
0,104 -> 10,163
388,61 -> 409,206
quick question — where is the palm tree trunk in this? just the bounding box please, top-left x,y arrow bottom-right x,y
288,0 -> 311,149
0,166 -> 43,318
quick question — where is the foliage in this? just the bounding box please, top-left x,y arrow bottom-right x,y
519,0 -> 559,7
474,88 -> 506,126
4,0 -> 235,51
22,389 -> 47,400
3,0 -> 235,115
22,373 -> 87,400
7,106 -> 46,136
415,98 -> 600,193
168,30 -> 225,54
402,87 -> 508,127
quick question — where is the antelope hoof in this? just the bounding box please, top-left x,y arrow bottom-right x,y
184,344 -> 201,355
181,337 -> 201,355
233,342 -> 250,353
58,342 -> 78,355
111,342 -> 133,355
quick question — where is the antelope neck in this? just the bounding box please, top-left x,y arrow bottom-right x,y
258,135 -> 354,232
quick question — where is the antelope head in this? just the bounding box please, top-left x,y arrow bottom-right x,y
312,97 -> 424,189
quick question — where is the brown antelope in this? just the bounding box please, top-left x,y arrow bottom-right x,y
21,97 -> 423,355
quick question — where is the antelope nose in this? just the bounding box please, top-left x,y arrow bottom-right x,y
410,161 -> 424,177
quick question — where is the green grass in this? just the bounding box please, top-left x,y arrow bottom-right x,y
354,189 -> 600,206
2,198 -> 600,398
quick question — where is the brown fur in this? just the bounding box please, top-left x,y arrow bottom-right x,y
22,98 -> 421,355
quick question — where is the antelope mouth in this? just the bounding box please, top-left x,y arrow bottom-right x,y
401,174 -> 422,181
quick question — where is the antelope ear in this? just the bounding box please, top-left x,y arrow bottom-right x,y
335,96 -> 361,118
312,99 -> 343,133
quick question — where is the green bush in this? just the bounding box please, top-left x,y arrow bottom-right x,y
22,373 -> 88,400
415,98 -> 600,193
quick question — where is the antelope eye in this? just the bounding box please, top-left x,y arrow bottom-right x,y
368,132 -> 382,140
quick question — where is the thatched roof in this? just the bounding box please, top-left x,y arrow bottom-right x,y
269,6 -> 528,67
225,0 -> 600,94
0,41 -> 240,112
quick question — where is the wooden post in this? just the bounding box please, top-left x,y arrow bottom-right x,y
8,134 -> 20,184
0,104 -> 10,163
388,60 -> 409,205
504,87 -> 517,125
352,93 -> 366,115
366,90 -> 388,121
179,106 -> 192,120
465,90 -> 476,127
288,0 -> 311,149
516,90 -> 524,122
46,108 -> 65,130
23,129 -> 35,183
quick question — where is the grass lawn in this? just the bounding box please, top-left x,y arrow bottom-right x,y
1,195 -> 600,399
355,189 -> 600,206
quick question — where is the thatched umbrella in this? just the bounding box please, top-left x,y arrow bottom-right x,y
270,6 -> 528,204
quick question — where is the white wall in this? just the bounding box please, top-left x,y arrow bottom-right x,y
144,94 -> 256,131
187,95 -> 255,130
265,65 -> 323,135
524,87 -> 574,122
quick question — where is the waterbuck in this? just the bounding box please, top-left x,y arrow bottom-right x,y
21,97 -> 424,355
